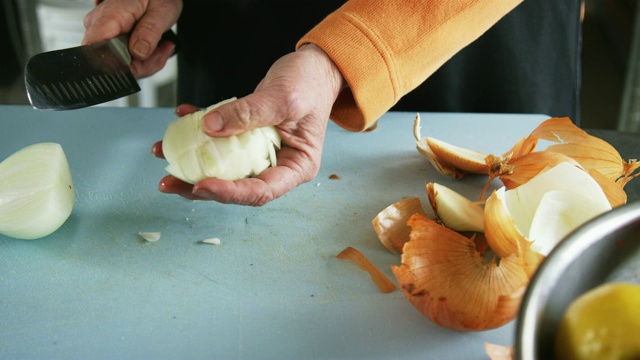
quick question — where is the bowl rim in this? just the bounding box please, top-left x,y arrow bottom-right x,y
515,198 -> 640,360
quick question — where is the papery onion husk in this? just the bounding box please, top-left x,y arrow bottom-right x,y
483,188 -> 544,276
588,169 -> 627,208
413,114 -> 485,179
392,214 -> 528,331
523,117 -> 640,184
372,197 -> 426,254
426,182 -> 484,232
336,246 -> 396,293
425,137 -> 489,174
491,151 -> 582,190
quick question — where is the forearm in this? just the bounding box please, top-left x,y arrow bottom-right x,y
297,0 -> 523,131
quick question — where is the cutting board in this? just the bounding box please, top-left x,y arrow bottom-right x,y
0,105 -> 548,359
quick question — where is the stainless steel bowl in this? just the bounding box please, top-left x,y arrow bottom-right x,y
515,199 -> 640,360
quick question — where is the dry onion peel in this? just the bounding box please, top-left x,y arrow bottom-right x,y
413,114 -> 487,178
392,214 -> 528,331
426,182 -> 484,232
372,197 -> 426,254
487,151 -> 582,192
336,246 -> 396,293
162,97 -> 282,184
0,143 -> 75,240
588,168 -> 627,208
523,117 -> 640,184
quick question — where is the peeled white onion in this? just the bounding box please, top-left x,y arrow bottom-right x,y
0,142 -> 75,240
162,97 -> 282,184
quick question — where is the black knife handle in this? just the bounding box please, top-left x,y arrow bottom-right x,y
159,29 -> 180,56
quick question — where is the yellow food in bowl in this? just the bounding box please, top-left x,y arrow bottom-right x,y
555,282 -> 640,359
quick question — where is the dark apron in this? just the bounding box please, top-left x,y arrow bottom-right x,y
177,0 -> 582,123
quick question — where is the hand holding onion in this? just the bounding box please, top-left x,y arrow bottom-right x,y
154,44 -> 345,206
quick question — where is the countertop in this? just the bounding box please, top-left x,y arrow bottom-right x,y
0,105 -> 637,359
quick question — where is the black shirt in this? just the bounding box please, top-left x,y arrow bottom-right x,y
177,0 -> 582,124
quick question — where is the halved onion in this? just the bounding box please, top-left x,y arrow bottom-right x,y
0,143 -> 75,240
162,97 -> 282,184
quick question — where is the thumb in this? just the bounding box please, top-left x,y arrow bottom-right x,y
201,94 -> 285,138
128,4 -> 181,59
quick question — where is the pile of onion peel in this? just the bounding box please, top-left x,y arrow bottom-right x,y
0,142 -> 75,240
413,114 -> 639,204
369,114 -> 638,332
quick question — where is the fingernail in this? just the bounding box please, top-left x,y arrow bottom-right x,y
193,188 -> 213,199
204,112 -> 224,133
132,40 -> 151,58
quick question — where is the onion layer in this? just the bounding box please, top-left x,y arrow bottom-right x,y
392,214 -> 528,331
0,143 -> 75,240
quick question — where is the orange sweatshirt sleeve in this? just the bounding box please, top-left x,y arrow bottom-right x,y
297,0 -> 523,132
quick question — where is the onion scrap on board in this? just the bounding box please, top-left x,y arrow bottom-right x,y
367,114 -> 639,333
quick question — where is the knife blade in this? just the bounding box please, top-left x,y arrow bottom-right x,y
24,30 -> 178,111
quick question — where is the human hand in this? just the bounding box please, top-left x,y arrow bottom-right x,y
82,0 -> 182,78
152,44 -> 345,206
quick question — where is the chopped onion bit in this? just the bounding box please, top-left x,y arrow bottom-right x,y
336,246 -> 396,293
138,232 -> 161,242
201,237 -> 221,245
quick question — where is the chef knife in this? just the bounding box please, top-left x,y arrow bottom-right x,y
24,29 -> 178,111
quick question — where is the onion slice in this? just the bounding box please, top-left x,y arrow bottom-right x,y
0,142 -> 75,240
336,246 -> 396,293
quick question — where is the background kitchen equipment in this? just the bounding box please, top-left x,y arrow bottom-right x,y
2,0 -> 177,108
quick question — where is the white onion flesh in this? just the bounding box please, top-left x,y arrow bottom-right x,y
162,97 -> 282,184
0,143 -> 75,240
139,232 -> 161,242
431,183 -> 484,232
502,162 -> 611,255
201,237 -> 221,245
